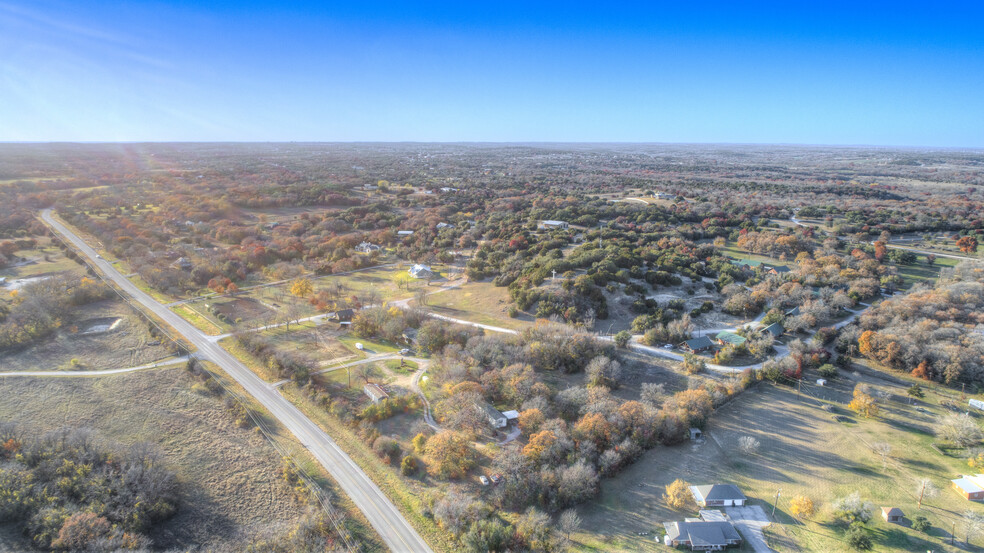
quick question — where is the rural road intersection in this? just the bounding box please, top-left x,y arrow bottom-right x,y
42,209 -> 433,553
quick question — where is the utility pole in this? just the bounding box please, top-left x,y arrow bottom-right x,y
952,522 -> 955,545
772,488 -> 782,517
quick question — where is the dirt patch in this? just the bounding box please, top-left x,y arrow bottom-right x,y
213,297 -> 277,326
0,300 -> 176,371
0,367 -> 306,551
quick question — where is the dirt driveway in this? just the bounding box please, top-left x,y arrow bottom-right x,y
724,505 -> 773,553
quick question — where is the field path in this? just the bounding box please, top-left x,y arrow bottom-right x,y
0,356 -> 189,378
41,209 -> 433,553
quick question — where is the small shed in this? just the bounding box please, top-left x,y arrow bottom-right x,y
502,410 -> 520,424
816,378 -> 827,386
363,383 -> 388,404
970,399 -> 984,412
333,308 -> 355,322
689,428 -> 703,441
881,507 -> 903,523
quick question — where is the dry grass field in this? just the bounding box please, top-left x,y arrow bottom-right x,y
423,280 -> 533,330
572,369 -> 984,553
0,299 -> 178,372
0,366 -> 308,551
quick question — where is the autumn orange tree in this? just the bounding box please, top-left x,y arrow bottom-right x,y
957,235 -> 979,254
290,277 -> 313,298
663,478 -> 696,511
849,384 -> 879,418
522,430 -> 557,464
424,431 -> 475,479
790,495 -> 817,518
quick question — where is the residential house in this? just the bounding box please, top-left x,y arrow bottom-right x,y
881,507 -> 904,523
356,241 -> 381,253
681,336 -> 715,354
439,187 -> 459,193
477,403 -> 507,429
689,484 -> 747,507
662,520 -> 742,551
952,475 -> 984,500
332,308 -> 355,323
397,230 -> 414,237
363,183 -> 378,190
715,331 -> 747,347
502,410 -> 520,425
761,322 -> 785,338
436,222 -> 454,230
785,306 -> 800,317
172,257 -> 193,271
408,264 -> 434,279
652,192 -> 675,200
538,220 -> 569,230
970,399 -> 984,412
363,383 -> 388,404
765,265 -> 791,276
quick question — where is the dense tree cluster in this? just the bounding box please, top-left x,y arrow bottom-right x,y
0,424 -> 178,550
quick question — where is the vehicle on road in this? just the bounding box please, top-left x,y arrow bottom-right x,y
399,348 -> 411,355
663,344 -> 674,349
356,343 -> 364,350
479,475 -> 489,486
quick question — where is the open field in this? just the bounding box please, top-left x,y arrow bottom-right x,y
0,299 -> 178,372
573,371 -> 984,553
0,366 -> 308,551
0,239 -> 82,281
422,280 -> 533,331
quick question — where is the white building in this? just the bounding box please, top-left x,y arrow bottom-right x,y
356,241 -> 381,253
538,220 -> 569,230
363,383 -> 388,404
408,264 -> 434,279
397,230 -> 414,237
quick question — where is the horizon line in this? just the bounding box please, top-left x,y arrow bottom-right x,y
1,140 -> 982,151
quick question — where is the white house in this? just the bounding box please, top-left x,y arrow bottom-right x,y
408,264 -> 434,279
436,222 -> 454,230
477,403 -> 508,428
397,230 -> 414,237
363,183 -> 378,190
538,220 -> 569,230
356,241 -> 380,253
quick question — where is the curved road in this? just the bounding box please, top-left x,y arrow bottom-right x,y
41,210 -> 431,553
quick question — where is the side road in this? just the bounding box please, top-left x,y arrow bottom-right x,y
41,209 -> 433,553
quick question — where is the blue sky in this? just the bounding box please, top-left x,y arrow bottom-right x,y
1,1 -> 982,146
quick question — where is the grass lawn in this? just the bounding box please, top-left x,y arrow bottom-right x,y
573,371 -> 984,553
423,281 -> 533,331
892,255 -> 959,288
720,244 -> 792,266
171,302 -> 231,335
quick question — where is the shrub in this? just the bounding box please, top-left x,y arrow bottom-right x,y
818,364 -> 838,378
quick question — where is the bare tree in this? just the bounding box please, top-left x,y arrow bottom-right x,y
415,286 -> 428,306
937,413 -> 984,447
558,508 -> 582,542
915,478 -> 940,509
872,442 -> 892,470
966,510 -> 984,546
640,383 -> 666,407
738,436 -> 761,456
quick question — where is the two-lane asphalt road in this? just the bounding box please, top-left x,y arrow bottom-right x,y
42,209 -> 431,553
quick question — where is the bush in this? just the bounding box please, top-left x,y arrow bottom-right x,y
818,364 -> 838,378
911,515 -> 931,532
613,330 -> 631,348
846,523 -> 872,551
400,455 -> 420,476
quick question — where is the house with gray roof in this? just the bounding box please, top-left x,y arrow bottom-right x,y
761,322 -> 785,338
681,335 -> 715,353
662,520 -> 742,550
689,484 -> 747,507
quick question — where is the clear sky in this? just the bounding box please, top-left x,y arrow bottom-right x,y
1,1 -> 982,146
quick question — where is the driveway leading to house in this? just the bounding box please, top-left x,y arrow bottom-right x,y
724,505 -> 773,553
